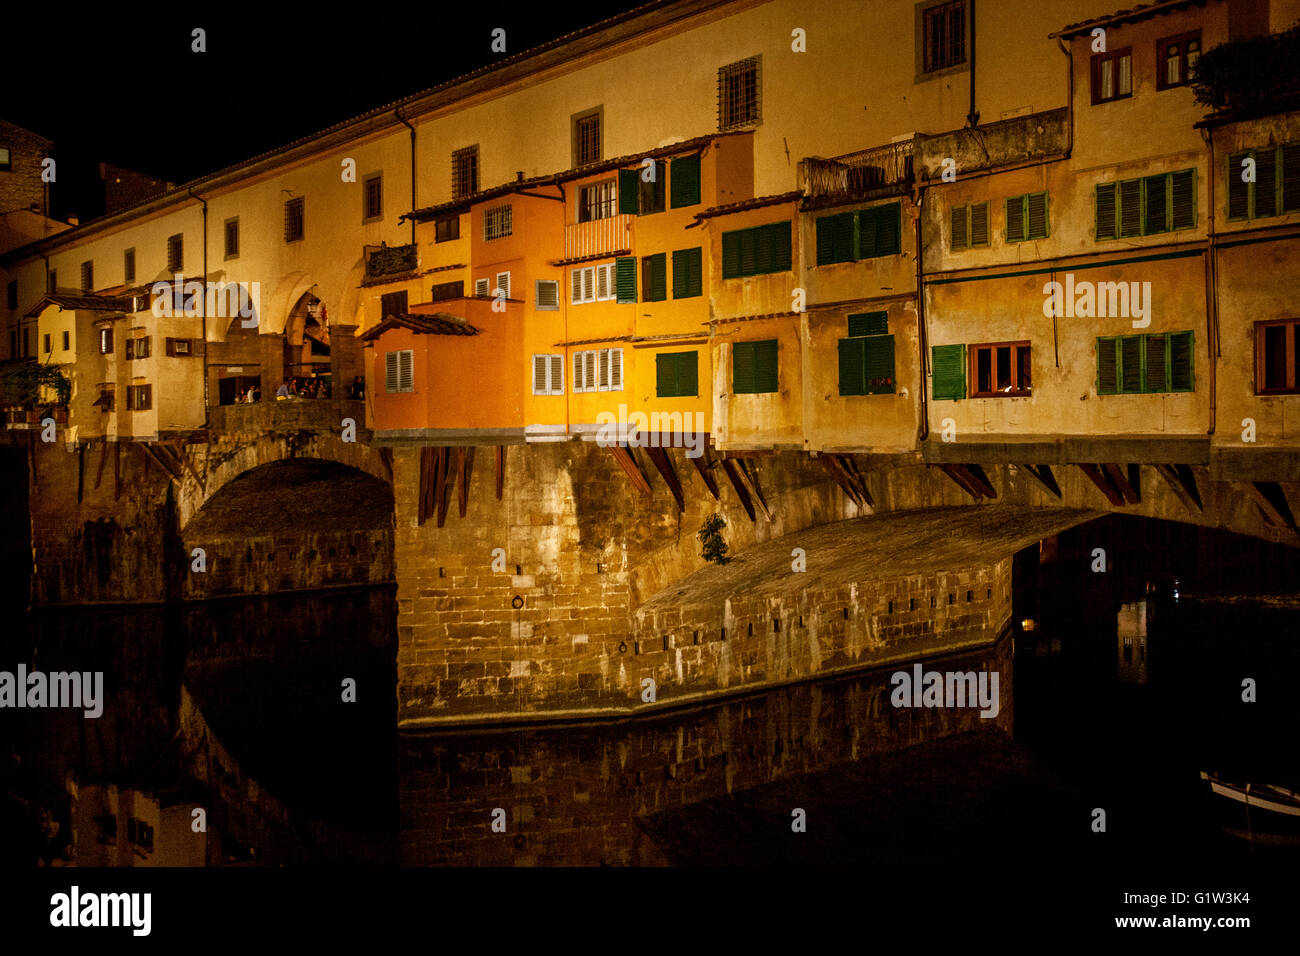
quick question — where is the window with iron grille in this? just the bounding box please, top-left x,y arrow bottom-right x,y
1256,318 -> 1300,394
921,0 -> 966,73
225,218 -> 239,259
81,261 -> 93,293
718,56 -> 761,130
364,174 -> 383,221
435,215 -> 460,242
1157,32 -> 1200,90
452,146 -> 479,200
573,108 -> 602,166
483,204 -> 512,241
579,180 -> 617,223
167,234 -> 183,272
124,248 -> 135,283
1091,48 -> 1132,104
284,197 -> 304,242
385,350 -> 414,393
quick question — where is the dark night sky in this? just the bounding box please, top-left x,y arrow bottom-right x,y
2,4 -> 651,221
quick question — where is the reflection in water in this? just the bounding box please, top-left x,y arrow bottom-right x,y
2,514 -> 1299,866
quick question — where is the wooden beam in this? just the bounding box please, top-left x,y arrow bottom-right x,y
1103,462 -> 1139,504
457,446 -> 474,518
77,443 -> 84,504
645,446 -> 685,512
1076,463 -> 1125,506
960,463 -> 997,499
175,441 -> 205,491
736,459 -> 773,521
842,456 -> 875,508
608,444 -> 652,496
141,442 -> 181,480
113,440 -> 122,500
417,446 -> 435,525
820,454 -> 864,508
379,446 -> 394,482
719,458 -> 756,522
689,449 -> 721,500
495,446 -> 505,500
1240,481 -> 1296,530
937,463 -> 984,501
435,447 -> 453,527
1017,463 -> 1062,499
1154,464 -> 1202,512
94,439 -> 108,489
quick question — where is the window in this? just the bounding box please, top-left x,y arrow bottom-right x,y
532,354 -> 564,395
573,108 -> 602,166
1005,192 -> 1049,242
96,813 -> 117,842
732,339 -> 778,394
579,180 -> 617,223
43,333 -> 51,354
1227,144 -> 1300,221
931,344 -> 966,400
127,818 -> 154,851
570,263 -> 615,304
641,253 -> 667,302
62,331 -> 69,350
124,248 -> 135,283
5,280 -> 14,309
949,201 -> 989,249
125,384 -> 152,411
435,215 -> 460,242
536,279 -> 560,310
814,204 -> 902,265
380,290 -> 408,318
656,351 -> 698,398
92,386 -> 114,412
385,350 -> 414,393
1091,48 -> 1132,104
1096,331 -> 1194,394
671,155 -> 701,208
99,328 -> 114,354
639,168 -> 666,215
839,313 -> 895,396
1256,319 -> 1300,394
224,218 -> 239,259
494,271 -> 511,300
165,337 -> 192,356
718,56 -> 761,130
615,256 -> 637,303
452,146 -> 479,200
284,197 -> 304,242
0,146 -> 10,172
364,174 -> 383,221
573,348 -> 624,393
81,261 -> 93,293
970,341 -> 1031,397
921,0 -> 966,73
431,280 -> 464,301
672,247 -> 703,298
1158,32 -> 1200,90
721,222 -> 792,278
167,233 -> 183,272
483,204 -> 512,241
474,278 -> 490,298
125,336 -> 151,360
1096,170 -> 1196,238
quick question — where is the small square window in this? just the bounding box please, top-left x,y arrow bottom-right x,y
452,146 -> 479,200
124,248 -> 135,283
284,197 -> 304,243
435,215 -> 459,243
1157,32 -> 1200,91
224,218 -> 239,259
573,108 -> 602,166
1091,48 -> 1133,104
363,174 -> 383,221
0,146 -> 11,171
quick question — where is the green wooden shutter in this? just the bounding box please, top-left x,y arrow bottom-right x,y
755,225 -> 774,274
1097,337 -> 1118,394
1144,173 -> 1169,234
739,228 -> 758,275
1005,196 -> 1025,242
768,222 -> 791,271
816,216 -> 835,265
732,341 -> 755,393
865,335 -> 895,394
679,350 -> 698,396
1120,336 -> 1142,393
857,207 -> 878,258
615,255 -> 637,303
848,311 -> 887,337
1026,192 -> 1048,239
931,344 -> 965,400
656,352 -> 676,396
1119,179 -> 1142,236
838,338 -> 866,395
722,231 -> 742,278
670,155 -> 701,208
1255,146 -> 1278,218
834,212 -> 855,262
970,202 -> 989,246
754,339 -> 778,392
618,169 -> 640,215
1282,144 -> 1300,212
672,248 -> 702,298
951,204 -> 968,250
1171,169 -> 1196,229
1169,331 -> 1194,391
877,202 -> 901,254
1096,183 -> 1118,240
1144,333 -> 1168,392
1227,151 -> 1251,220
643,253 -> 666,301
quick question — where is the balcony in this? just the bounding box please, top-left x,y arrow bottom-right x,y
364,243 -> 418,280
800,140 -> 914,208
563,214 -> 633,261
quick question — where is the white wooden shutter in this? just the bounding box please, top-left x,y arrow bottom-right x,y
537,280 -> 559,309
549,355 -> 563,394
596,264 -> 611,300
609,348 -> 623,390
398,350 -> 413,392
385,351 -> 399,392
475,277 -> 490,298
597,349 -> 610,391
573,352 -> 585,391
496,271 -> 511,299
571,269 -> 583,303
583,267 -> 595,302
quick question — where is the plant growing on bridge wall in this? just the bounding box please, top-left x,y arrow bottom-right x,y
0,361 -> 71,407
698,514 -> 730,565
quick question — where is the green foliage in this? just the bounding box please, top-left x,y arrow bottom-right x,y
697,514 -> 730,565
1191,22 -> 1300,117
0,362 -> 71,407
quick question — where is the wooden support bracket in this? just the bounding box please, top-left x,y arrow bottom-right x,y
1017,463 -> 1062,499
646,446 -> 685,512
1076,463 -> 1126,506
1154,464 -> 1202,512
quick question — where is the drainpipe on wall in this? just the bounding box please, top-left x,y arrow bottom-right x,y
187,187 -> 210,430
1202,127 -> 1218,437
1056,36 -> 1074,158
916,178 -> 930,443
966,0 -> 979,128
395,107 -> 416,247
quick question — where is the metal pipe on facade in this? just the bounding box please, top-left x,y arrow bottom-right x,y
966,0 -> 979,128
1202,127 -> 1219,437
395,107 -> 417,246
916,180 -> 930,442
1056,36 -> 1074,158
187,187 -> 210,429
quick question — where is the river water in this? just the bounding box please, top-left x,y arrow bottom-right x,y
2,514 -> 1297,868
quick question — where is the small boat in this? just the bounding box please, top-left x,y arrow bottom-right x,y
1200,772 -> 1300,818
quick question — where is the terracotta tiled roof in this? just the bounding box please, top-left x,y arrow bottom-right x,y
24,293 -> 138,317
1052,0 -> 1218,39
693,190 -> 803,221
358,313 -> 481,341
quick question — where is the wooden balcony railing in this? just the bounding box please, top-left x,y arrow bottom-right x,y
802,140 -> 914,204
564,214 -> 633,260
